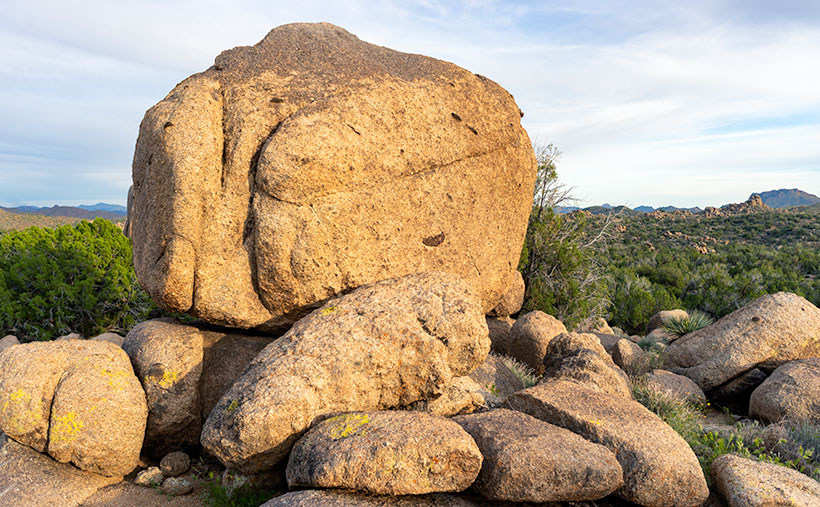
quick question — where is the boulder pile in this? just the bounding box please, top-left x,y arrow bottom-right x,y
2,22 -> 820,507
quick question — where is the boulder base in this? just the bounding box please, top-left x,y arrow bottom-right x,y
201,273 -> 489,473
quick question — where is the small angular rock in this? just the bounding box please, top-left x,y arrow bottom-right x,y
134,466 -> 164,487
486,316 -> 514,355
160,451 -> 190,477
161,477 -> 193,496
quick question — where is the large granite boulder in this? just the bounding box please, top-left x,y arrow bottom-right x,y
711,453 -> 820,506
130,22 -> 536,331
0,341 -> 147,476
666,292 -> 820,391
287,411 -> 482,495
201,272 -> 489,473
507,311 -> 567,373
749,359 -> 820,423
122,318 -> 273,457
541,332 -> 631,399
454,409 -> 622,502
506,380 -> 709,506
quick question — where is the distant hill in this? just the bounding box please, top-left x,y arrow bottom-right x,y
656,205 -> 703,214
753,189 -> 820,208
790,202 -> 820,215
0,209 -> 81,231
634,206 -> 655,213
0,205 -> 125,221
583,205 -> 643,217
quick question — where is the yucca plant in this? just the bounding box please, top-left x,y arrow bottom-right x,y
663,310 -> 714,338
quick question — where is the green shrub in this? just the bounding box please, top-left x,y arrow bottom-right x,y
519,142 -> 609,329
768,420 -> 820,480
200,470 -> 280,507
663,310 -> 714,337
0,219 -> 153,341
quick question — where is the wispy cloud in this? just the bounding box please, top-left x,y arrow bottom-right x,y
1,0 -> 819,207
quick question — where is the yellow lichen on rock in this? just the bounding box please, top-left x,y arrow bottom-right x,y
50,412 -> 84,444
145,370 -> 178,389
100,368 -> 130,390
328,413 -> 370,440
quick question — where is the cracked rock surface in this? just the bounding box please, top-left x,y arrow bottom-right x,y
130,22 -> 536,331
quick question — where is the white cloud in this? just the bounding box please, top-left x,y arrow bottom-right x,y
1,0 -> 819,206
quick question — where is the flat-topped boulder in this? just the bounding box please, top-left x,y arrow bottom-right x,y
201,273 -> 489,473
287,411 -> 482,495
711,453 -> 820,506
666,292 -> 820,391
130,22 -> 536,331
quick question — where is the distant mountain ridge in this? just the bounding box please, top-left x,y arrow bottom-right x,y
555,188 -> 817,215
77,203 -> 127,213
0,204 -> 125,221
751,189 -> 820,208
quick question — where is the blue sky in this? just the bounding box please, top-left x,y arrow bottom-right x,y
1,0 -> 818,208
